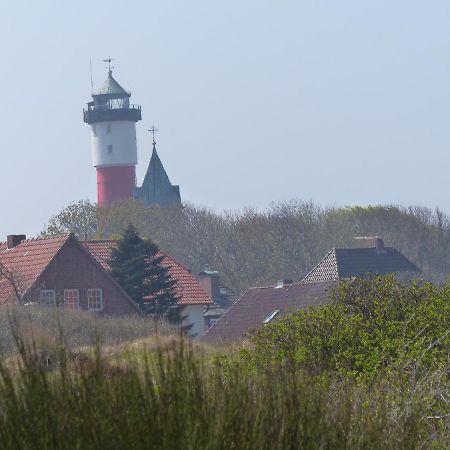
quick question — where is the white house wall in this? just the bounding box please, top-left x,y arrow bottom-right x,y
183,304 -> 205,337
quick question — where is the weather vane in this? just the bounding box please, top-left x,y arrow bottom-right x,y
148,125 -> 159,146
103,57 -> 114,75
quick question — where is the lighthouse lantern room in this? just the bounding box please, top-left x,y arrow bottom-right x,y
83,64 -> 142,206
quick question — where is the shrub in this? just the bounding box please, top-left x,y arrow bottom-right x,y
249,276 -> 450,381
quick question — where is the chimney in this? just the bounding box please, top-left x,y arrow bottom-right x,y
199,268 -> 221,302
374,237 -> 384,250
7,234 -> 26,249
355,236 -> 384,250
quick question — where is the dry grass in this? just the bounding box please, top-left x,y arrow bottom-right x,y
0,305 -> 175,356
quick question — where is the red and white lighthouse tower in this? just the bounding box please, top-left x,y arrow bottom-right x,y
83,64 -> 142,206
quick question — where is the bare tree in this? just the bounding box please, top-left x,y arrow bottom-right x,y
0,260 -> 26,304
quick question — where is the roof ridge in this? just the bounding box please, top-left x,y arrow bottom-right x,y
335,246 -> 395,250
0,233 -> 71,246
12,234 -> 74,299
87,239 -> 118,244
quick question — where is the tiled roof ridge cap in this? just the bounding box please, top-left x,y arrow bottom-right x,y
87,239 -> 117,243
0,233 -> 71,246
17,234 -> 74,299
335,246 -> 395,250
247,279 -> 336,290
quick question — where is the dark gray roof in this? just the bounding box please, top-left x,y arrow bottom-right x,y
302,247 -> 419,283
134,144 -> 181,207
201,281 -> 337,344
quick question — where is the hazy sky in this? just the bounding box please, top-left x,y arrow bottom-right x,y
1,1 -> 450,238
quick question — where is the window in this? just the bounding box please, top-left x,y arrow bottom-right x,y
40,290 -> 56,307
262,310 -> 279,325
107,144 -> 113,154
88,289 -> 103,312
64,289 -> 79,309
106,124 -> 111,134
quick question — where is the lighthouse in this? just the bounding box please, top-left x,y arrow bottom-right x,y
83,63 -> 142,206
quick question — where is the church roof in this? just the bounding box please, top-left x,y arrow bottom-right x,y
134,143 -> 181,207
93,72 -> 130,97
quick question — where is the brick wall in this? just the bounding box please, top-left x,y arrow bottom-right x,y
28,239 -> 140,315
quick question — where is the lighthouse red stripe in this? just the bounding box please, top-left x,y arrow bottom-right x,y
96,166 -> 135,206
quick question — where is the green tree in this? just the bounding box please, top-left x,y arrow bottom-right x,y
41,200 -> 99,239
109,225 -> 184,325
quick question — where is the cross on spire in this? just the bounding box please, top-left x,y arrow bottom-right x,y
103,57 -> 114,76
148,125 -> 159,148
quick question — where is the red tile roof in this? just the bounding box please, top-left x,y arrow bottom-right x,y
0,235 -> 71,304
86,241 -> 212,305
201,281 -> 337,344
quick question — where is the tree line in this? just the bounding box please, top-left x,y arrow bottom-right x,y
41,199 -> 450,293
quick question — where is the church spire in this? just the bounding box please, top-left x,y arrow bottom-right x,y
133,127 -> 182,207
149,125 -> 159,154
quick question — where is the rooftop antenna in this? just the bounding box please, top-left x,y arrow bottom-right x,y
103,57 -> 114,76
89,58 -> 94,92
148,125 -> 159,148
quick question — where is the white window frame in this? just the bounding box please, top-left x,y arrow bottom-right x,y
64,289 -> 80,310
87,289 -> 103,312
40,290 -> 56,307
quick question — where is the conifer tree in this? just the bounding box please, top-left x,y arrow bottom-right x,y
109,224 -> 184,324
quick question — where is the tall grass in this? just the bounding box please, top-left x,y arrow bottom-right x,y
0,325 -> 445,449
0,305 -> 173,356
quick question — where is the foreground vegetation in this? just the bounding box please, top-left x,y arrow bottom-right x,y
0,326 -> 442,449
42,199 -> 450,292
0,307 -> 171,356
2,277 -> 450,448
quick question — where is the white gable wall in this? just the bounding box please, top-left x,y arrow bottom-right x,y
183,304 -> 205,337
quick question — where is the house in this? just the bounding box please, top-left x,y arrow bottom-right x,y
302,237 -> 420,283
86,240 -> 212,336
0,234 -> 140,315
202,236 -> 421,344
201,280 -> 337,344
198,268 -> 236,330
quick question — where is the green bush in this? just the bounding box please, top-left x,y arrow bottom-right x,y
249,276 -> 450,381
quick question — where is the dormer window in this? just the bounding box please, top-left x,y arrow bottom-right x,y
262,309 -> 280,324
